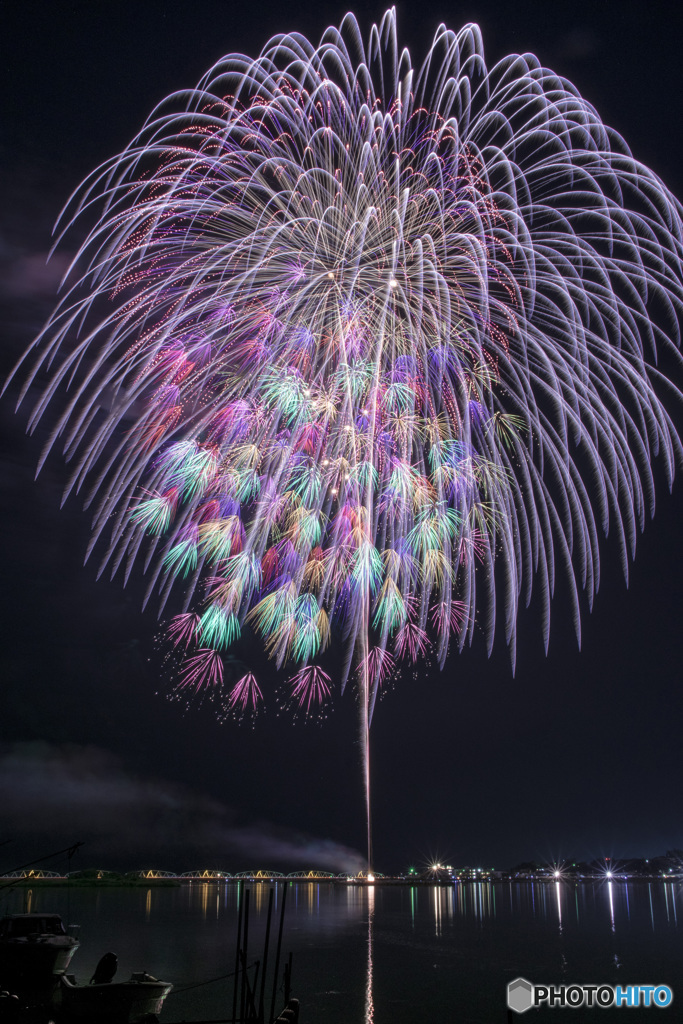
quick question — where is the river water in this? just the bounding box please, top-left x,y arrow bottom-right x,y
3,879 -> 681,1022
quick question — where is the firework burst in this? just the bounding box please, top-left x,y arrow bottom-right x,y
11,10 -> 683,732
226,673 -> 264,724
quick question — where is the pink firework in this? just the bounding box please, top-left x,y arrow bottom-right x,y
430,601 -> 467,637
179,648 -> 224,691
289,666 -> 332,715
167,613 -> 201,650
227,673 -> 263,714
394,624 -> 430,662
357,648 -> 396,689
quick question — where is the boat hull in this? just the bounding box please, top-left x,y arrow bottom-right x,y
58,973 -> 173,1023
0,915 -> 79,987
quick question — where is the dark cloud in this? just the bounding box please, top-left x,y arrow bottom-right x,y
0,743 -> 365,874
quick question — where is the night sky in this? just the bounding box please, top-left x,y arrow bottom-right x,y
1,0 -> 682,877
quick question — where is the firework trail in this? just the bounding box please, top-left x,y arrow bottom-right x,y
9,10 -> 683,867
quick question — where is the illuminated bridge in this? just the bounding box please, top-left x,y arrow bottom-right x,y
286,870 -> 335,879
0,869 -> 66,880
233,870 -> 285,880
132,868 -> 357,881
179,870 -> 233,880
135,869 -> 178,879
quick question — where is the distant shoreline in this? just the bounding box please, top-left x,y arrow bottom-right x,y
1,875 -> 679,887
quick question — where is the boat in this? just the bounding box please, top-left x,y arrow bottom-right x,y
0,914 -> 79,985
57,970 -> 173,1023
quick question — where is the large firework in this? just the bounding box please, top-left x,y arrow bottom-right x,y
11,11 -> 683,847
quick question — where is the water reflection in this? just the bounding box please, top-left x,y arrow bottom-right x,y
365,884 -> 374,1024
451,880 -> 495,920
4,880 -> 683,1024
519,876 -> 683,938
664,882 -> 677,924
251,882 -> 269,914
554,880 -> 563,931
200,882 -> 210,919
432,884 -> 443,936
305,882 -> 317,915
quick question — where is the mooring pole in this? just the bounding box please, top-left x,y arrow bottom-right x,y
246,954 -> 260,1020
284,951 -> 293,1004
268,881 -> 288,1022
258,887 -> 274,1022
240,888 -> 251,1024
232,879 -> 244,1023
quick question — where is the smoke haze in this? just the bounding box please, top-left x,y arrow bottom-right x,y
0,742 -> 365,874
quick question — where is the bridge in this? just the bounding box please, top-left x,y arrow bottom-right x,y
0,869 -> 66,880
179,870 -> 233,880
233,869 -> 285,879
286,870 -> 335,879
132,868 -> 359,881
1,867 -> 385,884
135,869 -> 179,879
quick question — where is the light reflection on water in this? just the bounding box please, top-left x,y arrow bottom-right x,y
2,880 -> 682,1023
365,885 -> 374,1024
